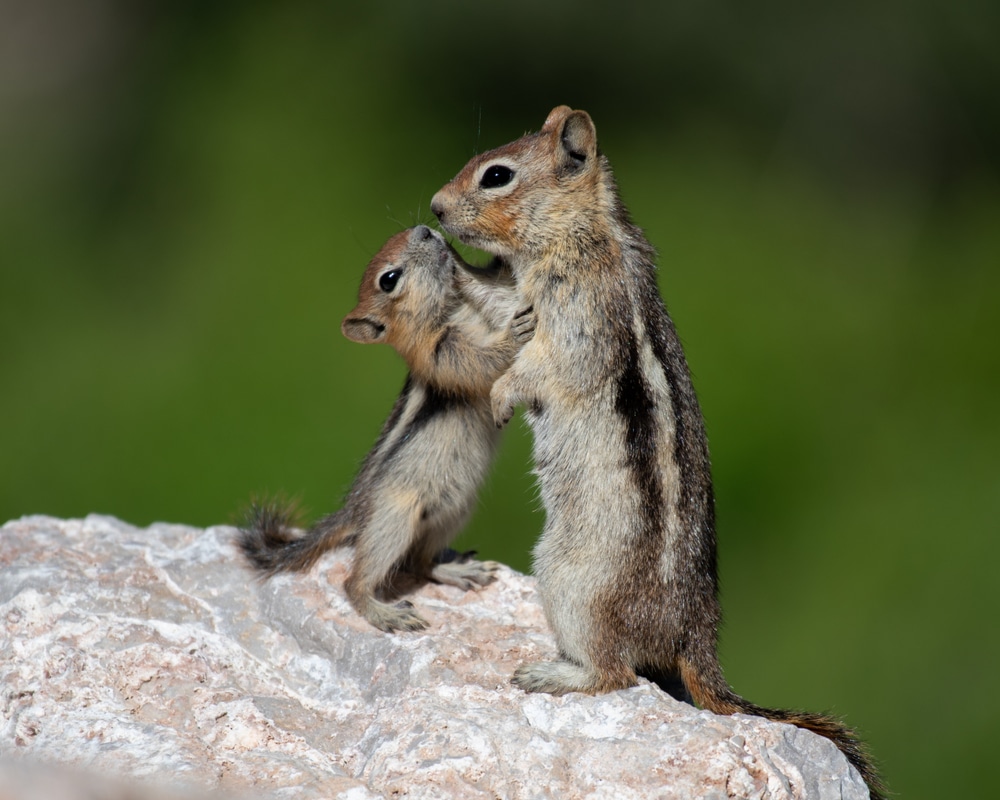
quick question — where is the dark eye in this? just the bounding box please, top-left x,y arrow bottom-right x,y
480,164 -> 514,189
379,269 -> 402,292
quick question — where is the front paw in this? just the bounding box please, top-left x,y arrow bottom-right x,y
491,377 -> 517,429
510,306 -> 535,345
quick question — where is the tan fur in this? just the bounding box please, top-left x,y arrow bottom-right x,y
239,225 -> 533,633
431,109 -> 884,799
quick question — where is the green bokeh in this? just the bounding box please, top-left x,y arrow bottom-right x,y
2,3 -> 998,797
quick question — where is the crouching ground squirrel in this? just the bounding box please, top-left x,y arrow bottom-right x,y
239,224 -> 533,633
431,107 -> 884,798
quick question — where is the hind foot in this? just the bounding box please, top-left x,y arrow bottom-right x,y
430,550 -> 499,590
361,598 -> 428,633
513,659 -> 637,696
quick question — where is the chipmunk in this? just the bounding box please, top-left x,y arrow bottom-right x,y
431,107 -> 884,799
238,224 -> 533,633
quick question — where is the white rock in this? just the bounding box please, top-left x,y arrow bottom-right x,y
0,515 -> 869,799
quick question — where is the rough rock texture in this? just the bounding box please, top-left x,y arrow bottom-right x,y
0,515 -> 869,799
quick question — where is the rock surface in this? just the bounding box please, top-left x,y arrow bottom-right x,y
0,515 -> 868,799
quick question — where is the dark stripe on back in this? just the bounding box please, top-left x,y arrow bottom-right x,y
343,375 -> 415,512
381,382 -> 459,465
598,322 -> 669,662
646,320 -> 692,511
347,375 -> 413,488
640,288 -> 718,586
641,296 -> 705,503
370,375 -> 414,455
614,327 -> 664,542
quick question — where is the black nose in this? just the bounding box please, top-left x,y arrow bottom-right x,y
414,224 -> 432,240
430,199 -> 444,220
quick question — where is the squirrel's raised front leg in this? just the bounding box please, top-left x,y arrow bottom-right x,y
491,366 -> 532,428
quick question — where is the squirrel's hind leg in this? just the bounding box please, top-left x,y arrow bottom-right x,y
429,548 -> 500,591
353,593 -> 428,633
345,492 -> 429,633
512,657 -> 638,696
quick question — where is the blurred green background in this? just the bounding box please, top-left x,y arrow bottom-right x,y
2,1 -> 997,796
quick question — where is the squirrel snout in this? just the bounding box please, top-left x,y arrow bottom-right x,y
430,194 -> 446,222
413,224 -> 433,241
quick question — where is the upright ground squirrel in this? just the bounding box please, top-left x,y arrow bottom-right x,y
432,107 -> 883,799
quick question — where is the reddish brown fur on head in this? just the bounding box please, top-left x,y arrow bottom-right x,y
430,106 -> 603,262
341,225 -> 458,361
341,229 -> 412,345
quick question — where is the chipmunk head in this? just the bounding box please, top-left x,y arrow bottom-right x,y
341,225 -> 458,350
430,105 -> 604,261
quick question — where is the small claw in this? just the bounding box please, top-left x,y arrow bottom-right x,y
430,557 -> 499,590
387,615 -> 428,633
511,312 -> 536,344
366,598 -> 429,633
493,404 -> 514,429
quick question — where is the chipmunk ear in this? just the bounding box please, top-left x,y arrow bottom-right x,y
555,109 -> 597,170
542,105 -> 574,132
341,314 -> 387,344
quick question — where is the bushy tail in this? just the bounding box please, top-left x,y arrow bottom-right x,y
237,498 -> 353,577
679,655 -> 886,800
